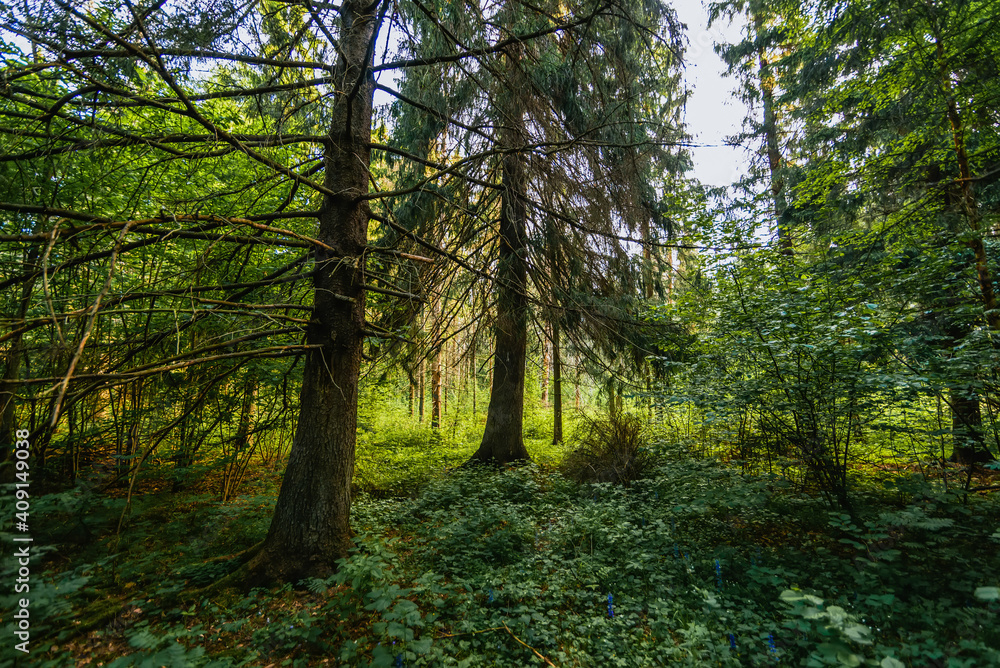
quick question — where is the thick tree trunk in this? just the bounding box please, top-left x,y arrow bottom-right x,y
949,387 -> 989,464
243,0 -> 381,584
939,298 -> 991,464
468,44 -> 531,465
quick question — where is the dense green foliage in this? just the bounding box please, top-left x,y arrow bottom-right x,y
3,0 -> 1000,664
5,438 -> 999,666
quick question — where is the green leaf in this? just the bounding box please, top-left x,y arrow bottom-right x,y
974,586 -> 999,601
410,638 -> 433,654
843,624 -> 872,644
128,629 -> 160,650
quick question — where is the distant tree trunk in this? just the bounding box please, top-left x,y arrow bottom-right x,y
645,363 -> 653,420
443,339 -> 449,416
607,377 -> 620,417
0,263 -> 37,483
575,353 -> 581,410
471,341 -> 478,416
468,43 -> 531,465
222,376 -> 257,502
431,344 -> 442,432
754,11 -> 791,256
418,357 -> 425,422
665,248 -> 674,300
431,295 -> 442,431
122,381 -> 142,478
641,217 -> 655,300
541,332 -> 550,408
552,319 -> 563,444
243,0 -> 383,584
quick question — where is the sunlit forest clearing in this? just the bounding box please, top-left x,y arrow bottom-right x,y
2,0 -> 1000,666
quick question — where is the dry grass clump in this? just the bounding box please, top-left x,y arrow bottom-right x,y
561,411 -> 657,486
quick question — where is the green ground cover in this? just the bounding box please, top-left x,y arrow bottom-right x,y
4,434 -> 999,667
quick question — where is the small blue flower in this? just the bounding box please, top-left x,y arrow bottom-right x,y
607,593 -> 614,618
395,654 -> 403,668
729,634 -> 736,650
768,633 -> 777,653
488,589 -> 494,603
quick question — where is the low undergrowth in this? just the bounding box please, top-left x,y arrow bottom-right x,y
4,442 -> 1000,667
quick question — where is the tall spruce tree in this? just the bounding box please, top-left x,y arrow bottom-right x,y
1,0 -> 689,581
384,0 -> 689,464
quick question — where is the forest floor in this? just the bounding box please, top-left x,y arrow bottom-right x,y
6,438 -> 1000,667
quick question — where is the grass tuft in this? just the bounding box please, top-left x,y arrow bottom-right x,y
561,410 -> 657,486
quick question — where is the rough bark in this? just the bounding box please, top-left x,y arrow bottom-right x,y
241,0 -> 382,584
468,44 -> 531,466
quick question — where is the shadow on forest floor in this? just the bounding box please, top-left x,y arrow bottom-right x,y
5,441 -> 1000,667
